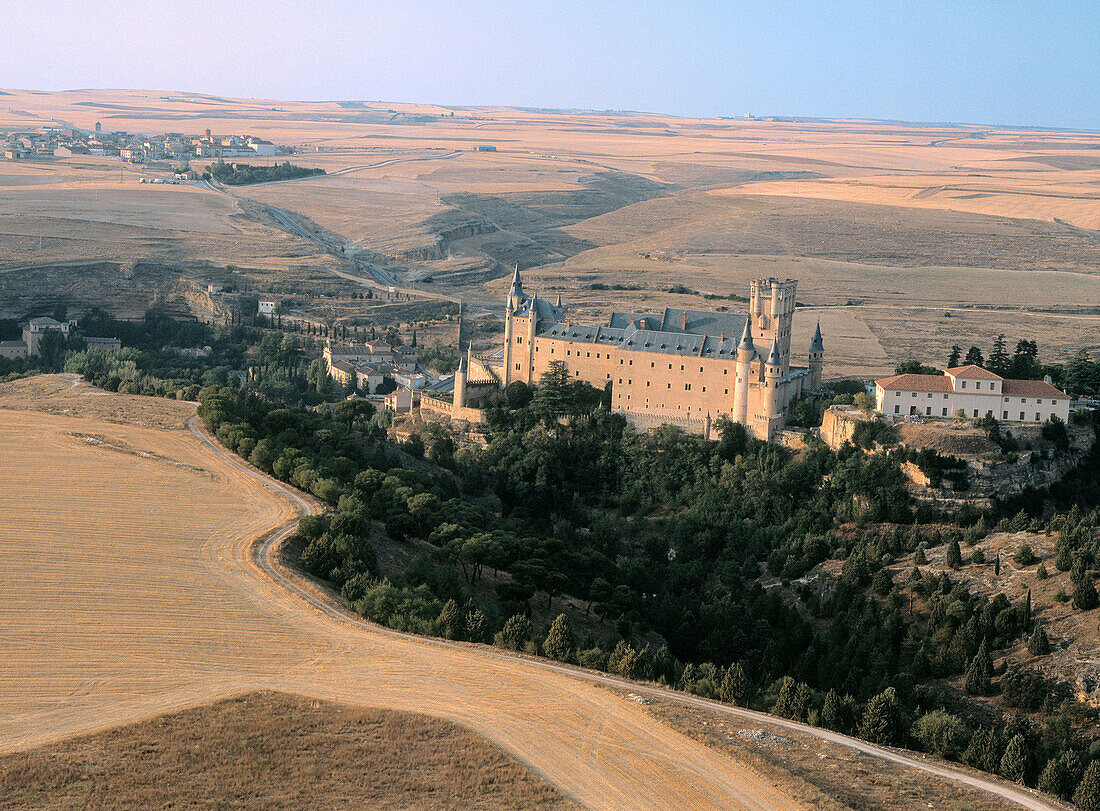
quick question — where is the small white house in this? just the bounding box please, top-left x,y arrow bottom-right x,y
258,300 -> 277,316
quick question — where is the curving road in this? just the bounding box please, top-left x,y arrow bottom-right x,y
184,415 -> 1062,811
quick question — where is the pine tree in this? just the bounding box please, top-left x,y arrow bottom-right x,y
465,608 -> 488,643
988,334 -> 1011,376
1074,761 -> 1100,811
946,539 -> 963,569
1073,576 -> 1098,611
1037,562 -> 1048,580
963,728 -> 1002,773
1038,756 -> 1069,799
859,687 -> 900,745
774,676 -> 800,720
820,689 -> 842,731
437,599 -> 461,639
498,614 -> 532,650
999,734 -> 1030,784
1056,544 -> 1073,571
965,346 -> 985,366
542,613 -> 575,661
719,662 -> 747,706
947,345 -> 961,368
1027,625 -> 1050,656
964,641 -> 993,695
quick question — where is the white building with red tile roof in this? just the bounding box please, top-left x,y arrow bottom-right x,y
875,364 -> 1069,423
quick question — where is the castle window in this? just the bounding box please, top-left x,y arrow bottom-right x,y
1036,413 -> 1041,421
960,381 -> 966,388
724,369 -> 727,374
944,394 -> 949,399
550,348 -> 554,354
1020,411 -> 1025,420
685,383 -> 691,391
702,386 -> 706,392
680,365 -> 684,371
700,366 -> 704,373
667,383 -> 671,389
973,409 -> 978,417
651,362 -> 655,367
724,388 -> 728,394
646,381 -> 650,387
1003,411 -> 1008,419
629,360 -> 633,366
516,336 -> 522,344
894,405 -> 900,414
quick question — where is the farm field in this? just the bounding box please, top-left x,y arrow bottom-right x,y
0,376 -> 1057,809
1,89 -> 1098,375
0,377 -> 802,809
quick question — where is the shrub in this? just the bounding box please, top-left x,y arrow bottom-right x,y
1074,577 -> 1098,611
912,710 -> 971,760
1013,544 -> 1038,566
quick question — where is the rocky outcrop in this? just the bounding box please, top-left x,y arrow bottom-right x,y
819,405 -> 873,449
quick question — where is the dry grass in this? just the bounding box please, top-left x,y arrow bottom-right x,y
0,373 -> 196,429
0,383 -> 808,809
2,89 -> 1099,374
0,691 -> 571,810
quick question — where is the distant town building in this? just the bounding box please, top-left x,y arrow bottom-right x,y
83,336 -> 122,352
257,300 -> 277,316
874,365 -> 1070,423
22,317 -> 70,356
0,340 -> 27,359
475,144 -> 497,152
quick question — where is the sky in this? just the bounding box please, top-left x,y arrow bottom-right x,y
2,0 -> 1097,129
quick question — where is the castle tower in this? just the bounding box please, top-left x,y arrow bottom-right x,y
507,264 -> 526,311
502,265 -> 526,386
732,318 -> 754,425
808,321 -> 824,389
763,336 -> 784,440
750,278 -> 797,372
524,294 -> 538,383
453,351 -> 467,411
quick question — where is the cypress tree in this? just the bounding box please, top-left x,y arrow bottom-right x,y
946,539 -> 963,569
1074,761 -> 1100,811
964,641 -> 993,695
859,687 -> 900,745
542,614 -> 575,661
774,676 -> 799,720
994,553 -> 1001,576
963,728 -> 1001,773
1027,626 -> 1050,656
719,662 -> 747,706
1056,544 -> 1073,571
1024,589 -> 1031,630
948,345 -> 961,368
999,734 -> 1029,784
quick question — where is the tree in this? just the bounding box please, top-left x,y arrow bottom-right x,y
820,689 -> 844,731
1038,756 -> 1072,800
964,641 -> 993,695
720,662 -> 747,706
1073,576 -> 1097,611
1011,340 -> 1041,379
947,345 -> 961,368
497,613 -> 532,650
999,734 -> 1029,784
774,676 -> 808,722
532,360 -> 572,416
964,346 -> 985,366
859,687 -> 901,745
437,599 -> 461,639
988,334 -> 1010,376
1013,545 -> 1038,566
1077,762 -> 1100,811
465,609 -> 488,643
912,710 -> 970,760
1026,625 -> 1051,656
946,539 -> 963,569
963,728 -> 1002,773
542,614 -> 575,661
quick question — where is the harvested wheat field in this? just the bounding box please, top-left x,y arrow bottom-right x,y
0,692 -> 572,810
0,377 -> 803,809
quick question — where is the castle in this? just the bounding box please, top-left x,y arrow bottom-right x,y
453,268 -> 824,440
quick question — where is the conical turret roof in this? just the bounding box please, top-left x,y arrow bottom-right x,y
765,335 -> 782,366
809,321 -> 824,352
508,264 -> 524,298
737,318 -> 754,352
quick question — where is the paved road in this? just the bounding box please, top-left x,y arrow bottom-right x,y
185,415 -> 1062,811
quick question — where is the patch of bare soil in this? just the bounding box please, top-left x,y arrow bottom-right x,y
898,421 -> 999,457
0,691 -> 572,810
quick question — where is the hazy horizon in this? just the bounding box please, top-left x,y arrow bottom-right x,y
1,0 -> 1097,130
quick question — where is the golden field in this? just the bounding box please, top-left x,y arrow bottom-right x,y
1,88 -> 1098,374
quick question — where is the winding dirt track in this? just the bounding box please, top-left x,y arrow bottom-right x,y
0,400 -> 1060,810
